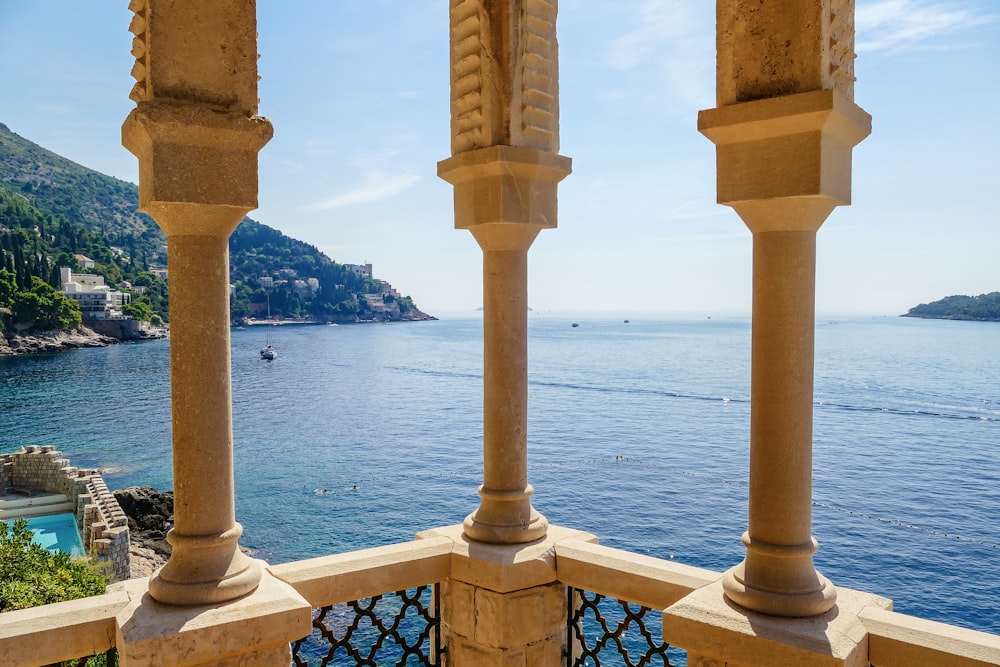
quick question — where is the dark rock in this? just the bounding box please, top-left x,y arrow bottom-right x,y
114,486 -> 174,534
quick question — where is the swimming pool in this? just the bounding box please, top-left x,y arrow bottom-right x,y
2,513 -> 85,557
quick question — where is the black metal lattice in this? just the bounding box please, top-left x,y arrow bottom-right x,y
292,585 -> 440,667
566,588 -> 675,667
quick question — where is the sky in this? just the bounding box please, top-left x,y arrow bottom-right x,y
0,1 -> 997,317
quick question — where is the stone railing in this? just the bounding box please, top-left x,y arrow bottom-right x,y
1,528 -> 999,666
271,536 -> 452,666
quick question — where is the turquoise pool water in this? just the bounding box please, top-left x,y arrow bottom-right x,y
3,513 -> 85,557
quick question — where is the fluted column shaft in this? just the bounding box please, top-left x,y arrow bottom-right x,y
699,0 -> 871,617
439,0 -> 571,544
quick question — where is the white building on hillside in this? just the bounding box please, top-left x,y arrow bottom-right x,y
345,263 -> 372,279
60,267 -> 131,320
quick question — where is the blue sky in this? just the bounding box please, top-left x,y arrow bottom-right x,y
0,1 -> 996,316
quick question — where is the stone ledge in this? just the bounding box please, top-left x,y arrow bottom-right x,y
268,536 -> 452,608
112,565 -> 311,667
662,579 -> 892,667
861,607 -> 1000,667
0,590 -> 130,667
417,523 -> 598,593
555,539 -> 719,610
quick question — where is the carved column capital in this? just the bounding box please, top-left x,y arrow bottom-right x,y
698,89 -> 870,232
122,102 -> 272,237
715,0 -> 858,106
449,0 -> 562,154
438,146 -> 571,245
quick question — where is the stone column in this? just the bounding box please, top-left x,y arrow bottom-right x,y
115,5 -> 311,665
121,0 -> 272,607
438,0 -> 571,545
700,0 -> 871,618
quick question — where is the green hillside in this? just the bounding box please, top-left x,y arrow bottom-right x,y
0,122 -> 428,330
903,293 -> 1000,322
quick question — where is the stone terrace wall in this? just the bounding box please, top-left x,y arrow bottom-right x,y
78,475 -> 131,581
1,446 -> 131,581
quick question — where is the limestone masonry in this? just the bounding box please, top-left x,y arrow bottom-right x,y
1,446 -> 130,581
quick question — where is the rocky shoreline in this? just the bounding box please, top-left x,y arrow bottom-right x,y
113,486 -> 173,578
0,327 -> 120,356
112,485 -> 261,579
1,322 -> 169,356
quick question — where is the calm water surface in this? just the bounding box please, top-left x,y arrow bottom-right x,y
1,315 -> 997,634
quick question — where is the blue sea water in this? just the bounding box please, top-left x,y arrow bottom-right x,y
1,315 -> 998,636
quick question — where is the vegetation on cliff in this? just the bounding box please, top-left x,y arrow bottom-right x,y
0,518 -> 106,612
0,121 -> 429,328
0,269 -> 81,333
903,292 -> 1000,321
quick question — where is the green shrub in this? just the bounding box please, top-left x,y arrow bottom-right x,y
0,518 -> 106,612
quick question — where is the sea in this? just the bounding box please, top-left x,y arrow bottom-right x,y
1,315 -> 998,638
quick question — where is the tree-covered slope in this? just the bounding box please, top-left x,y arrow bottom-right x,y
903,293 -> 1000,321
0,121 -> 429,327
0,122 -> 154,240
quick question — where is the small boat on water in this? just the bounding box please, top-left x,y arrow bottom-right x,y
260,325 -> 277,360
260,297 -> 277,360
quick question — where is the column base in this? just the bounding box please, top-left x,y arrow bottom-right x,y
462,485 -> 548,544
721,532 -> 837,617
148,523 -> 262,606
463,509 -> 548,545
722,563 -> 837,618
114,565 -> 312,666
664,579 -> 892,667
420,523 -> 598,666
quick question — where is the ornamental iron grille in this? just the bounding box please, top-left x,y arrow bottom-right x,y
291,585 -> 440,667
566,587 -> 676,667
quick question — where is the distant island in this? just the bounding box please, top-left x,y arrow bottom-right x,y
902,292 -> 1000,322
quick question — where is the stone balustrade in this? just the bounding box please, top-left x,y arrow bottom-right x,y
3,1 -> 997,666
1,534 -> 998,666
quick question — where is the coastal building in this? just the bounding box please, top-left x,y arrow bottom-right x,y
59,267 -> 131,320
73,254 -> 95,269
345,262 -> 373,279
1,3 -> 997,667
379,279 -> 399,298
259,275 -> 274,288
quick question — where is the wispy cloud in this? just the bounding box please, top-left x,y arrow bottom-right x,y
605,1 -> 713,108
302,171 -> 420,212
857,0 -> 997,53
